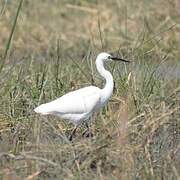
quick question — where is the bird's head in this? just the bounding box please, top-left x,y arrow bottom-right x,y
96,52 -> 130,63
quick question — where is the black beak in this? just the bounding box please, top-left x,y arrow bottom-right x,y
111,57 -> 130,63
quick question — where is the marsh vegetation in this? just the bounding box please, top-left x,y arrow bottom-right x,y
0,0 -> 179,179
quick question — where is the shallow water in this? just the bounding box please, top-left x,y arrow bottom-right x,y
156,63 -> 180,80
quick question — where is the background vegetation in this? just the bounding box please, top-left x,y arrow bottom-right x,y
0,0 -> 179,179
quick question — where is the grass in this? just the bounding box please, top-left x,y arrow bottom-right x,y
0,0 -> 179,179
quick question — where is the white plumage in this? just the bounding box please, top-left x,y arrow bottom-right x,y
34,52 -> 129,140
34,86 -> 101,124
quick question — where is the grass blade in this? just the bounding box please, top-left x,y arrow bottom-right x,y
0,0 -> 24,73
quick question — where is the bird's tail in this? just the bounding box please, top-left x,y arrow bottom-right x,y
34,103 -> 52,115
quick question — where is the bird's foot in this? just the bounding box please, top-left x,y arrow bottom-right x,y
68,134 -> 73,141
82,129 -> 88,136
85,131 -> 93,138
82,130 -> 93,138
69,132 -> 77,141
68,127 -> 77,141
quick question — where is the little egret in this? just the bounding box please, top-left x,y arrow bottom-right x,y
34,52 -> 129,140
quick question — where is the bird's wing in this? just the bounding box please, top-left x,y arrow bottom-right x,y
34,86 -> 101,115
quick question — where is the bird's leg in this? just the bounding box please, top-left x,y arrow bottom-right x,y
69,126 -> 78,141
87,122 -> 93,138
82,122 -> 89,136
82,122 -> 93,138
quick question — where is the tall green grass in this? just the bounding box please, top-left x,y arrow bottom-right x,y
0,0 -> 23,73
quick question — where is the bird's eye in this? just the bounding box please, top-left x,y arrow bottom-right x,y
108,56 -> 111,59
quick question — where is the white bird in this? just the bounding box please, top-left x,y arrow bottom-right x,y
34,52 -> 129,140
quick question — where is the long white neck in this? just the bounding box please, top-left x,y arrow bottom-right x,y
96,58 -> 114,104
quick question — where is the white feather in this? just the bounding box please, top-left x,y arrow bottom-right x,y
34,86 -> 101,125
